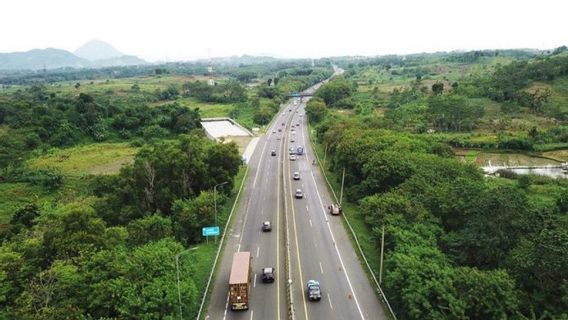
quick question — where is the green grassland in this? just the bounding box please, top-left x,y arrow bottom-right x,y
2,143 -> 137,223
27,143 -> 138,176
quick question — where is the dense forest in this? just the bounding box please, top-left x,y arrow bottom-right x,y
0,61 -> 332,319
308,48 -> 568,319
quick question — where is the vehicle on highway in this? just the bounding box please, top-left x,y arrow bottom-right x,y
296,146 -> 304,155
293,171 -> 300,180
291,138 -> 295,143
296,123 -> 300,126
295,189 -> 303,199
261,267 -> 275,283
278,128 -> 282,132
272,130 -> 276,134
328,203 -> 342,215
290,154 -> 297,161
229,252 -> 251,310
262,221 -> 272,232
281,122 -> 285,126
306,280 -> 322,301
289,147 -> 295,154
271,150 -> 276,156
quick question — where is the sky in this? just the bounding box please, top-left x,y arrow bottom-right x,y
0,0 -> 567,62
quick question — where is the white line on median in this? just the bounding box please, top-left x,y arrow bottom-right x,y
320,262 -> 324,274
309,219 -> 313,228
256,247 -> 260,257
328,293 -> 333,309
254,273 -> 257,288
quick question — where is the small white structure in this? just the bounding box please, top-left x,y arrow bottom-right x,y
201,118 -> 253,140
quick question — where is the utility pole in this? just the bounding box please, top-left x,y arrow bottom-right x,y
340,167 -> 345,205
213,181 -> 228,242
379,224 -> 385,284
323,144 -> 328,169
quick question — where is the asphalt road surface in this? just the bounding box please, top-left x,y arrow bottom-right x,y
206,82 -> 386,320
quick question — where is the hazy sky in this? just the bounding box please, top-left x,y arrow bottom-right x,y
1,0 -> 566,61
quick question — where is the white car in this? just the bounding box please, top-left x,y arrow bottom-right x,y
295,189 -> 303,199
290,154 -> 297,161
293,172 -> 300,180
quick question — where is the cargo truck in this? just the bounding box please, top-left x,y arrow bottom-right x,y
229,252 -> 252,310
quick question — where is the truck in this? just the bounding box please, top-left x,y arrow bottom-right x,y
306,280 -> 322,301
229,252 -> 252,310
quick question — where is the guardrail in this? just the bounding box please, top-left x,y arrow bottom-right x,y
308,131 -> 398,320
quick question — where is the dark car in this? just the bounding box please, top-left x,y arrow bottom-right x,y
271,150 -> 276,156
307,280 -> 321,301
261,267 -> 275,283
262,221 -> 272,232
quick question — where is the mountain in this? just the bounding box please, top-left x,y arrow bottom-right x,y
0,48 -> 90,70
90,55 -> 147,67
74,39 -> 123,61
0,40 -> 147,71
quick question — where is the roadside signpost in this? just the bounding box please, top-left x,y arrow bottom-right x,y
202,226 -> 220,243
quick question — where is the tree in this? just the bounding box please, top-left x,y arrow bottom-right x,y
454,267 -> 519,319
95,135 -> 240,223
172,191 -> 224,244
315,77 -> 354,106
81,239 -> 198,318
427,94 -> 484,131
454,185 -> 529,268
508,226 -> 568,315
432,82 -> 444,95
253,108 -> 271,125
42,207 -> 107,261
127,215 -> 173,246
305,97 -> 327,123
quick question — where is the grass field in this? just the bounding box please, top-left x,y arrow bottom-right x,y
0,183 -> 52,224
27,143 -> 137,176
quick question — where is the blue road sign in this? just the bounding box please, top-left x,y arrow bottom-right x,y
202,226 -> 220,236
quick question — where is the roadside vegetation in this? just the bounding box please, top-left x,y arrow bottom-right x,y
309,48 -> 568,319
0,60 -> 332,319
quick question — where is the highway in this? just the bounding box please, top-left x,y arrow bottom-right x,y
205,80 -> 386,320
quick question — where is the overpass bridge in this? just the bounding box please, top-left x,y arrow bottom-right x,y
286,92 -> 314,98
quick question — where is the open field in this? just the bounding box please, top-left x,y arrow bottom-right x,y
27,143 -> 137,176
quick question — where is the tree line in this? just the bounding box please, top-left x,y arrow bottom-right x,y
311,115 -> 568,320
